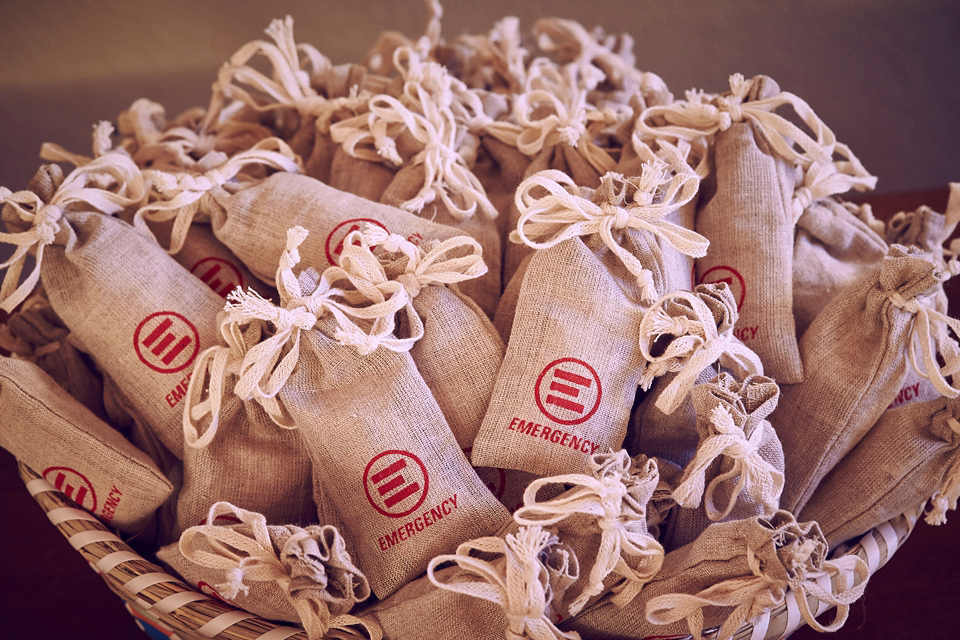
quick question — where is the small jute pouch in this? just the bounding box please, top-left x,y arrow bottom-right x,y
626,283 -> 763,467
513,450 -> 665,618
777,244 -> 960,514
0,356 -> 173,533
639,73 -> 863,383
220,228 -> 511,598
333,224 -> 503,449
473,165 -> 705,478
1,158 -> 228,461
793,195 -> 887,338
563,511 -> 869,640
799,394 -> 960,549
664,373 -> 784,551
0,292 -> 106,419
158,502 -> 380,640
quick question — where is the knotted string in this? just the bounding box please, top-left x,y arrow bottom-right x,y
637,287 -> 763,414
645,539 -> 868,640
925,416 -> 960,525
427,525 -> 581,640
638,73 -> 838,170
887,289 -> 960,398
512,165 -> 705,303
0,152 -> 146,313
134,137 -> 301,253
791,147 -> 877,223
514,451 -> 664,613
672,405 -> 785,521
179,502 -> 379,640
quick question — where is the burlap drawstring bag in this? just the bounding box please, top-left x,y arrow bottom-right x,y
799,395 -> 960,549
0,356 -> 173,533
777,244 -> 960,514
489,57 -> 630,286
626,283 -> 762,468
331,46 -> 504,316
793,195 -> 888,338
664,374 -> 784,551
473,165 -> 705,477
333,224 -> 503,449
513,450 -> 665,618
424,524 -> 581,640
158,502 -> 380,640
0,292 -> 106,419
640,74 -> 867,383
220,227 -> 510,597
563,511 -> 869,640
1,158 -> 233,463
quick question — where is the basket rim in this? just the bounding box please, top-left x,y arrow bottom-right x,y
17,458 -> 921,640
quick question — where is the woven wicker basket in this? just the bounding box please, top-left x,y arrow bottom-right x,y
18,459 -> 921,640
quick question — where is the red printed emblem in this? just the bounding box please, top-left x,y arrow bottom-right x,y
134,311 -> 200,374
363,450 -> 429,518
324,218 -> 388,265
44,466 -> 97,512
535,358 -> 602,425
190,257 -> 244,298
698,265 -> 746,311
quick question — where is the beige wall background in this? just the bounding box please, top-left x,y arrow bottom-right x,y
1,0 -> 958,194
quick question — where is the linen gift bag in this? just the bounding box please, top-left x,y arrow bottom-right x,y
1,157 -> 229,462
563,511 -> 869,640
627,283 -> 763,467
158,502 -> 379,640
513,450 -> 665,618
664,373 -> 784,551
223,228 -> 511,597
0,356 -> 173,533
1,292 -> 106,419
799,394 -> 960,549
331,47 -> 504,315
640,74 -> 855,383
352,524 -> 576,640
334,225 -> 503,449
777,244 -> 960,514
473,164 -> 705,478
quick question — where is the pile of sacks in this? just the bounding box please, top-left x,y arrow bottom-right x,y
3,3 -> 960,638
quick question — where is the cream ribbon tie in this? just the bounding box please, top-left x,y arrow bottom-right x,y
0,152 -> 146,313
512,165 -> 705,303
180,502 -> 380,640
427,526 -> 581,640
135,137 -> 301,253
791,147 -> 878,222
888,290 -> 960,398
637,288 -> 763,414
514,451 -> 664,613
672,405 -> 784,520
638,73 -> 837,169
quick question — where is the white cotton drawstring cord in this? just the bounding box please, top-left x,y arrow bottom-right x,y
645,542 -> 868,640
671,405 -> 785,521
179,502 -> 379,640
925,416 -> 960,525
887,290 -> 960,398
513,451 -> 664,613
0,152 -> 146,313
427,525 -> 581,640
791,148 -> 877,223
512,165 -> 705,303
638,73 -> 840,171
134,137 -> 302,253
637,287 -> 763,414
